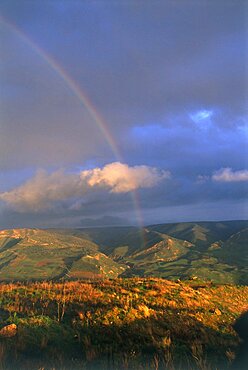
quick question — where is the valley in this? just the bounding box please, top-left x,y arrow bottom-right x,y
0,220 -> 247,284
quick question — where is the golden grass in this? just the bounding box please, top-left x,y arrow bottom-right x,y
0,278 -> 247,369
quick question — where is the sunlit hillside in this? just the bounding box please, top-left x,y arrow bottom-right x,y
0,279 -> 247,370
0,221 -> 247,284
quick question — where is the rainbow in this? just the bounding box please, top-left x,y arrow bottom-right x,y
1,16 -> 146,245
0,15 -> 121,160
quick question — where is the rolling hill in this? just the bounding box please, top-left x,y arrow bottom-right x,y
0,220 -> 247,283
0,229 -> 125,281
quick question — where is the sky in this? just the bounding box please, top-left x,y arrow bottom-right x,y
0,0 -> 247,228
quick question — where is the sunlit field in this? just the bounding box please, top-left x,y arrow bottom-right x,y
0,278 -> 247,370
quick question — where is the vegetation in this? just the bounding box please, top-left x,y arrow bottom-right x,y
0,221 -> 247,283
0,222 -> 247,368
0,278 -> 247,369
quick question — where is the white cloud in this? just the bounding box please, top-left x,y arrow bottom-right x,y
0,169 -> 84,212
0,162 -> 169,212
81,162 -> 170,193
212,168 -> 248,182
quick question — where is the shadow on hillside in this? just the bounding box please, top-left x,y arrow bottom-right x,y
231,310 -> 248,370
0,307 -> 241,370
0,308 -> 10,330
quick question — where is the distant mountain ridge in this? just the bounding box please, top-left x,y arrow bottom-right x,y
0,220 -> 247,284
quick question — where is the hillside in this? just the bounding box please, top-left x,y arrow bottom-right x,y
0,229 -> 125,281
0,220 -> 247,283
0,279 -> 247,370
147,220 -> 248,248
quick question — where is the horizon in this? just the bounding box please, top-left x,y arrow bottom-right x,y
1,218 -> 248,231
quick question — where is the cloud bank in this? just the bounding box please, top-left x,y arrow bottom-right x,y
0,162 -> 168,212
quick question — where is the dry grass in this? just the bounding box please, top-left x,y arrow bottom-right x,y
0,278 -> 247,369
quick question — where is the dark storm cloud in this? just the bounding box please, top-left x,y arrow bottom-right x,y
0,0 -> 247,227
1,1 -> 246,126
122,110 -> 247,177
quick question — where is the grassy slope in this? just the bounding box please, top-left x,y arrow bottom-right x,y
52,227 -> 164,256
0,279 -> 247,370
147,220 -> 248,246
0,229 -> 123,281
0,221 -> 247,283
50,221 -> 248,284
